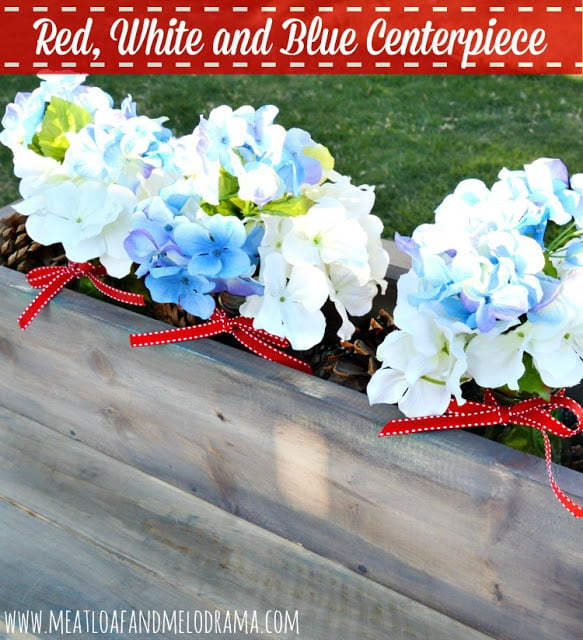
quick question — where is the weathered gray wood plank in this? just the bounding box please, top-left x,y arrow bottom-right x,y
1,204 -> 582,639
0,619 -> 39,640
0,406 -> 493,640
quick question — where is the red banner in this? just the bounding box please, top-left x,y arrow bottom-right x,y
0,0 -> 581,74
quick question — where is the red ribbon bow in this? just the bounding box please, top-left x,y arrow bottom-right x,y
379,390 -> 583,518
19,262 -> 145,330
130,306 -> 313,375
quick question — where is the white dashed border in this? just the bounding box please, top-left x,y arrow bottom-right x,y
1,2 -> 580,74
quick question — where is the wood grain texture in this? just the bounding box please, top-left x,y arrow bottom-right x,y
1,204 -> 582,639
0,406 -> 493,640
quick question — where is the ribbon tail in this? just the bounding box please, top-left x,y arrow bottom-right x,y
233,328 -> 313,375
543,432 -> 583,518
18,272 -> 74,330
129,319 -> 224,348
87,274 -> 145,307
378,407 -> 501,438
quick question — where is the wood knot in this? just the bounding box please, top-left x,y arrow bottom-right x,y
89,349 -> 116,382
101,404 -> 133,434
0,336 -> 16,363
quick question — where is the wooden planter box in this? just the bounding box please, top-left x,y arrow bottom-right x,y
1,203 -> 582,639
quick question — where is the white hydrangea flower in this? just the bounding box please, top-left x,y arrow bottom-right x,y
328,264 -> 377,340
19,180 -> 137,278
466,313 -> 583,392
281,197 -> 370,283
258,214 -> 293,258
526,275 -> 583,388
240,253 -> 329,350
256,191 -> 387,346
12,147 -> 67,200
359,212 -> 389,289
368,310 -> 469,417
465,329 -> 531,391
238,162 -> 284,207
302,171 -> 388,289
303,170 -> 376,219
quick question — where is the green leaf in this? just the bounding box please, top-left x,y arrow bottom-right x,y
77,275 -> 105,301
543,254 -> 558,278
500,424 -> 537,455
231,197 -> 260,218
28,132 -> 42,156
200,202 -> 219,216
261,195 -> 313,217
218,169 -> 240,201
517,353 -> 552,401
36,96 -> 92,163
500,424 -> 562,463
201,196 -> 248,219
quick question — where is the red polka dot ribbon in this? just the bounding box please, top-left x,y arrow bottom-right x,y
130,306 -> 313,375
19,262 -> 145,330
379,389 -> 583,518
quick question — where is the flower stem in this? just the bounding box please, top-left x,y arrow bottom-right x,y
546,221 -> 580,254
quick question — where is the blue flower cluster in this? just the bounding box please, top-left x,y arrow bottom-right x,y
123,103 -> 335,319
1,76 -> 386,347
64,98 -> 177,193
396,158 -> 583,335
187,104 -> 332,206
124,186 -> 264,318
369,158 -> 583,418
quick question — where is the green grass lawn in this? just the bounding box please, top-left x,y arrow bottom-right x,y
0,74 -> 581,237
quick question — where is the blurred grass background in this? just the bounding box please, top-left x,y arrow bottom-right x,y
0,74 -> 581,237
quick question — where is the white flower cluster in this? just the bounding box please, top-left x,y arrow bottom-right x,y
2,76 -> 389,352
368,158 -> 583,417
241,173 -> 388,350
2,75 -> 180,277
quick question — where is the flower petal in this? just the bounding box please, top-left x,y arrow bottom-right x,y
367,367 -> 408,406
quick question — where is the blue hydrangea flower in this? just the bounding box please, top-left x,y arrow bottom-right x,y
146,266 -> 215,319
0,75 -> 113,153
125,229 -> 172,278
0,90 -> 46,149
205,223 -> 265,297
492,158 -> 583,243
197,106 -> 247,176
124,197 -> 188,277
127,187 -> 263,317
275,128 -> 323,194
562,239 -> 583,268
234,104 -> 286,163
398,220 -> 549,334
37,74 -> 113,115
241,224 -> 264,268
174,214 -> 251,280
238,161 -> 285,207
209,276 -> 264,297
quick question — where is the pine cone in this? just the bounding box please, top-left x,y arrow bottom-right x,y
151,292 -> 247,329
295,307 -> 397,392
151,302 -> 199,328
0,212 -> 65,273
